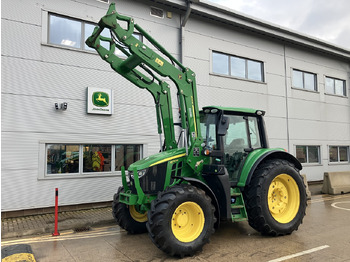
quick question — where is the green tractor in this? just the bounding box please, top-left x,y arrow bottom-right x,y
86,3 -> 307,257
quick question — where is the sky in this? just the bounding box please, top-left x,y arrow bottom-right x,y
208,0 -> 350,50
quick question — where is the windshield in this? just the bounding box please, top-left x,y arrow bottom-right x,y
200,113 -> 218,150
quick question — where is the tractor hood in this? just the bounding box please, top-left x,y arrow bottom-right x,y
128,148 -> 187,171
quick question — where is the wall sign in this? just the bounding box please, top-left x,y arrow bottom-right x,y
87,87 -> 113,115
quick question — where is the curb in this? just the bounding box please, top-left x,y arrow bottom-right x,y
1,244 -> 36,262
1,219 -> 115,239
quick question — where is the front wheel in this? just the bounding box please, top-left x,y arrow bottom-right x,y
112,187 -> 148,234
147,184 -> 215,257
244,159 -> 307,236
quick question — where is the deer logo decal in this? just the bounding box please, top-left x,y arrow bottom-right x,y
92,92 -> 109,107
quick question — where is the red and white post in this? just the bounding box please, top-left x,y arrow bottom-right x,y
52,188 -> 60,236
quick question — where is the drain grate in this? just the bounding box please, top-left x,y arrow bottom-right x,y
74,227 -> 91,233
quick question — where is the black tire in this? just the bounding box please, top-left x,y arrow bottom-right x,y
146,184 -> 216,257
244,159 -> 307,236
112,187 -> 148,234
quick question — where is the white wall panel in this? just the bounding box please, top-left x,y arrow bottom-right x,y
2,0 -> 350,212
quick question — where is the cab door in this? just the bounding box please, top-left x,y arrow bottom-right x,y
223,115 -> 262,184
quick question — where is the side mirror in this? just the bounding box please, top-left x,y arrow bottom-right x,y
218,116 -> 229,136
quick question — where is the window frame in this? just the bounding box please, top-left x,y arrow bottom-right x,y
328,145 -> 350,164
212,51 -> 265,83
44,12 -> 143,54
41,143 -> 143,179
295,145 -> 321,165
292,69 -> 318,92
325,76 -> 347,97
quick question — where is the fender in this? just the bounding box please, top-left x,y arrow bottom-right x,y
180,177 -> 221,228
237,148 -> 302,188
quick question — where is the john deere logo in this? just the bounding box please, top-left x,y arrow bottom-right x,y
92,92 -> 109,107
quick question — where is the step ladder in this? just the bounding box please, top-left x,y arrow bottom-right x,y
230,187 -> 248,222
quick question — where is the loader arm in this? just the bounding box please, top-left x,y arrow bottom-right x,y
86,3 -> 201,154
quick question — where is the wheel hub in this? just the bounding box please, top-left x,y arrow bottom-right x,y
171,201 -> 205,243
268,174 -> 300,224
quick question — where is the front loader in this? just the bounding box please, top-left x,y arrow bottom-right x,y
86,3 -> 307,257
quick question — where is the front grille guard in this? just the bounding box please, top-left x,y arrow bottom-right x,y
120,166 -> 147,206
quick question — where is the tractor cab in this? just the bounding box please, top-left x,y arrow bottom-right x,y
200,106 -> 268,185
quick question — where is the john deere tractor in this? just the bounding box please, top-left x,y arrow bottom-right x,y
86,3 -> 307,257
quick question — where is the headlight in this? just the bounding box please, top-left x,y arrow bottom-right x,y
138,168 -> 148,178
130,168 -> 148,179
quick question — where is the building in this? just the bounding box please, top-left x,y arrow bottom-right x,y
2,0 -> 350,213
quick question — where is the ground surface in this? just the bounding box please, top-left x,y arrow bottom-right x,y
2,193 -> 350,261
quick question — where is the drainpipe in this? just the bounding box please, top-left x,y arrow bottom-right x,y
179,0 -> 192,151
180,0 -> 192,63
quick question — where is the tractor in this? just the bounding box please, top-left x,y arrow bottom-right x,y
86,3 -> 307,257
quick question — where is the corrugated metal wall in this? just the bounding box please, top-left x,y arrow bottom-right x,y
2,0 -> 350,211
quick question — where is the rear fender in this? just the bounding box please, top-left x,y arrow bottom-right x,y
237,149 -> 302,188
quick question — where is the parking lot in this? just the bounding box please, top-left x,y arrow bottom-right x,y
2,193 -> 350,261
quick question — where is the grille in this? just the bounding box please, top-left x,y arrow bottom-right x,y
150,7 -> 164,18
129,163 -> 167,194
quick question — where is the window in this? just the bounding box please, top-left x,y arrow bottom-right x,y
292,69 -> 317,91
325,77 -> 346,96
48,13 -> 142,54
46,144 -> 142,175
83,144 -> 112,172
296,145 -> 320,164
329,146 -> 349,163
115,145 -> 142,171
224,115 -> 262,153
212,51 -> 264,82
49,14 -> 82,48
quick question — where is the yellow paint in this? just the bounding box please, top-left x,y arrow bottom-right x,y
171,202 -> 205,242
155,57 -> 164,66
268,174 -> 300,223
129,205 -> 148,222
150,153 -> 186,167
2,253 -> 36,262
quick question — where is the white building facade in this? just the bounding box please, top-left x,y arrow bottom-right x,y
2,0 -> 350,212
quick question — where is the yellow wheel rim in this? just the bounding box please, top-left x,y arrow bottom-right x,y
268,174 -> 300,224
129,205 -> 148,223
171,201 -> 205,243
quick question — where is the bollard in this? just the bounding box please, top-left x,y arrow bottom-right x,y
52,188 -> 60,236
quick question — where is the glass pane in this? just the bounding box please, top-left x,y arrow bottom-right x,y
212,52 -> 229,75
304,72 -> 316,91
296,146 -> 307,163
83,145 -> 111,172
47,144 -> 79,174
335,79 -> 345,96
247,60 -> 263,81
224,115 -> 249,154
293,70 -> 303,89
115,145 -> 141,171
200,113 -> 218,150
49,14 -> 81,48
308,146 -> 319,163
329,146 -> 338,162
248,117 -> 261,148
339,147 -> 349,162
230,57 -> 246,78
325,77 -> 334,94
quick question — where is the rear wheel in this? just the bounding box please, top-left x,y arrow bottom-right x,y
112,187 -> 147,234
147,184 -> 215,257
244,159 -> 307,236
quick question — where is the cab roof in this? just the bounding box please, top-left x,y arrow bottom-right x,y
202,106 -> 265,116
